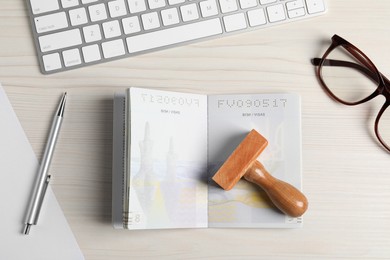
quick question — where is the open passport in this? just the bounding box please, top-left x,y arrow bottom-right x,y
112,88 -> 303,229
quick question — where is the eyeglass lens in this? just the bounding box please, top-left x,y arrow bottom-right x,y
319,41 -> 390,151
378,108 -> 390,149
320,45 -> 379,103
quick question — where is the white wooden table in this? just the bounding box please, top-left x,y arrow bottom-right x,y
1,0 -> 390,258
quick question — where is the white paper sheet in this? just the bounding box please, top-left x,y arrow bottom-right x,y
0,84 -> 84,260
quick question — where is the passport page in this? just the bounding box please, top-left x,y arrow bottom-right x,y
125,88 -> 208,229
207,93 -> 303,228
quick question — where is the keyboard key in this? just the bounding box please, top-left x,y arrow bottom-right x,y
286,0 -> 304,10
63,48 -> 82,67
239,0 -> 257,9
39,29 -> 82,52
89,3 -> 108,22
306,0 -> 325,14
83,24 -> 102,42
288,7 -> 305,18
148,0 -> 166,9
161,8 -> 180,26
126,18 -> 222,53
200,0 -> 218,18
128,0 -> 147,13
102,39 -> 126,58
82,0 -> 98,3
141,12 -> 160,30
248,8 -> 266,27
34,12 -> 68,34
223,13 -> 246,32
103,20 -> 121,38
267,4 -> 286,22
108,0 -> 128,18
61,0 -> 80,8
122,16 -> 141,34
219,0 -> 238,13
42,53 -> 62,71
30,0 -> 59,15
82,44 -> 101,62
180,4 -> 199,22
69,7 -> 88,26
168,0 -> 185,5
260,0 -> 277,5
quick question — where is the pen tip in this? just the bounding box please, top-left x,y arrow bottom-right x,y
56,92 -> 67,117
24,224 -> 31,235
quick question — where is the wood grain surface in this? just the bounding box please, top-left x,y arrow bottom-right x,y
1,0 -> 390,259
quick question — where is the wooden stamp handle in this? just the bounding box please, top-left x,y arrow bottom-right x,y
244,161 -> 308,217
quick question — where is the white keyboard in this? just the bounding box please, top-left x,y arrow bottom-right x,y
27,0 -> 327,74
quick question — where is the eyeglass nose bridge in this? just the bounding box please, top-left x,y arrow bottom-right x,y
374,72 -> 390,98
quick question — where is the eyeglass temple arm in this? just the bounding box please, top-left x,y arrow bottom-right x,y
312,58 -> 375,81
311,58 -> 390,86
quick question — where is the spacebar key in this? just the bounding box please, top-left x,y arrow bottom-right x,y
126,19 -> 222,53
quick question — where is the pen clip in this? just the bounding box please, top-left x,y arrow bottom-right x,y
35,175 -> 51,223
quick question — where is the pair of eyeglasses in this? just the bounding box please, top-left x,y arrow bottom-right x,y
312,34 -> 390,152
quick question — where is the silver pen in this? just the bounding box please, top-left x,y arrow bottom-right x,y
24,93 -> 67,235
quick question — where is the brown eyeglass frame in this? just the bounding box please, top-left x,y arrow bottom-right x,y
312,34 -> 390,152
